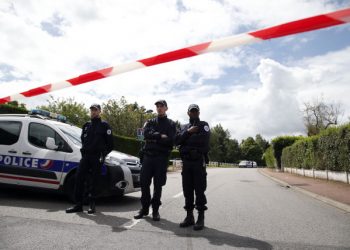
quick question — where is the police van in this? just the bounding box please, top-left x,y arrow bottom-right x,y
0,110 -> 141,201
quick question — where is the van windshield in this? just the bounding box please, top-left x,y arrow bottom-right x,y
56,124 -> 82,147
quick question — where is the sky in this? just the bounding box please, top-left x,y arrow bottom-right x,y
1,0 -> 350,141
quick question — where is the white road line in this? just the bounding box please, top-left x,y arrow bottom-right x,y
173,192 -> 183,198
123,219 -> 140,229
123,208 -> 153,229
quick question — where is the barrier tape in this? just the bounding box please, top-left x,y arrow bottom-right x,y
1,7 -> 349,104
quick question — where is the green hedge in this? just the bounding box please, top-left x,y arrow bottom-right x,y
113,134 -> 180,159
272,136 -> 302,168
282,124 -> 350,172
113,135 -> 141,156
262,146 -> 276,168
0,104 -> 27,114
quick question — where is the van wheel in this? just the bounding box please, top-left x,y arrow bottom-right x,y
64,175 -> 76,203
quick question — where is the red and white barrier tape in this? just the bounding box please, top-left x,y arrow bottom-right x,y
1,7 -> 349,104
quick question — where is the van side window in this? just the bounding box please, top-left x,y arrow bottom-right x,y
0,121 -> 22,145
28,123 -> 71,152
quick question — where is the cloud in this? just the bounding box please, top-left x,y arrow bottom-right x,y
0,0 -> 348,141
193,46 -> 350,141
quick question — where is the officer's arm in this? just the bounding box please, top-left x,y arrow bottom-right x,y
104,123 -> 114,156
159,122 -> 176,147
81,123 -> 87,142
175,125 -> 191,146
80,123 -> 88,154
143,120 -> 161,140
190,123 -> 210,146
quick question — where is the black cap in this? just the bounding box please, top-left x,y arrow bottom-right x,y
90,103 -> 101,110
154,99 -> 167,107
188,104 -> 200,112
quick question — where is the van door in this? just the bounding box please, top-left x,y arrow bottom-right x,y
18,122 -> 72,189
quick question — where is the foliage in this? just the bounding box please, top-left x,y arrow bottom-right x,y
255,134 -> 270,152
209,124 -> 241,163
37,96 -> 89,127
240,137 -> 264,165
303,98 -> 343,136
102,97 -> 155,138
0,103 -> 27,114
271,136 -> 302,168
263,146 -> 276,168
282,124 -> 350,172
113,134 -> 141,156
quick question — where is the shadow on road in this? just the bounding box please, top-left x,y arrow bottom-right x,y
0,187 -> 140,213
145,217 -> 272,250
77,211 -> 130,233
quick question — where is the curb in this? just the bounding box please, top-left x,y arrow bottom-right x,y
258,169 -> 350,213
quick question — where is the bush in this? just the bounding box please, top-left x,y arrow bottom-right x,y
113,134 -> 181,160
281,124 -> 350,172
113,135 -> 141,156
272,136 -> 302,168
282,136 -> 319,170
170,149 -> 180,159
0,104 -> 28,114
263,146 -> 276,168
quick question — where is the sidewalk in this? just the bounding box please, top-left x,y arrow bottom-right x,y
259,168 -> 350,212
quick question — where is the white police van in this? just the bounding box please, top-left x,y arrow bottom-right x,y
0,110 -> 141,201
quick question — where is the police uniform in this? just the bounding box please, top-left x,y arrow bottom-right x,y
66,104 -> 113,214
176,104 -> 210,230
135,100 -> 176,221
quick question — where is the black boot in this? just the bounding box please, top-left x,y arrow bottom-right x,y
134,208 -> 149,219
180,210 -> 195,227
193,211 -> 204,231
87,199 -> 96,214
66,204 -> 83,213
152,208 -> 160,221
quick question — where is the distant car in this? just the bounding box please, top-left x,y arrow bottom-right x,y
238,160 -> 257,168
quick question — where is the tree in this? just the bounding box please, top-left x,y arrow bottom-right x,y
102,96 -> 154,137
225,138 -> 241,163
208,124 -> 241,163
37,96 -> 89,127
303,98 -> 343,136
240,137 -> 263,165
7,101 -> 26,109
209,124 -> 230,162
255,134 -> 269,152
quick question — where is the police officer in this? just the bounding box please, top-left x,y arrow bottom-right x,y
134,100 -> 176,221
66,103 -> 114,214
176,104 -> 210,230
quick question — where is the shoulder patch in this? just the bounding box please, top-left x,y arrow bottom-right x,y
107,129 -> 112,135
204,125 -> 210,132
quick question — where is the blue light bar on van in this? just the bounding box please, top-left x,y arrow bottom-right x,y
29,109 -> 67,122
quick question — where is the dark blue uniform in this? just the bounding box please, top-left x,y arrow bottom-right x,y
74,117 -> 114,204
140,116 -> 176,211
176,118 -> 210,212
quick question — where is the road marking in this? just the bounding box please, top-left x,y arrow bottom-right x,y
173,192 -> 183,198
123,219 -> 140,229
123,208 -> 153,229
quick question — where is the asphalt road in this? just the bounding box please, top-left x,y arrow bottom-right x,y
1,168 -> 350,250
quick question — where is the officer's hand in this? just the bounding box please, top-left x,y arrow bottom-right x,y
161,134 -> 168,139
187,126 -> 199,133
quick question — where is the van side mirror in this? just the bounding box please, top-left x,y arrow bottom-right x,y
46,137 -> 58,150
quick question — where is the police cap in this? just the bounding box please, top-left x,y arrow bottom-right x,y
188,104 -> 200,112
90,103 -> 101,110
154,99 -> 167,107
